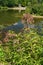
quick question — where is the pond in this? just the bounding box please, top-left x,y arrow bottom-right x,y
0,10 -> 43,35
0,10 -> 24,25
0,10 -> 43,65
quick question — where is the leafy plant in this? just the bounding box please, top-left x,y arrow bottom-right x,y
0,29 -> 43,65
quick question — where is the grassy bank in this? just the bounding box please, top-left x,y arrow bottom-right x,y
0,28 -> 43,65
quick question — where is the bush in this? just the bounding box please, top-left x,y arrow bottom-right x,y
0,29 -> 43,65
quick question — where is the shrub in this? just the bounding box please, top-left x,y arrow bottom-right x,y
0,29 -> 43,65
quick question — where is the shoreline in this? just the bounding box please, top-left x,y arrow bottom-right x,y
14,15 -> 43,19
32,15 -> 43,19
0,7 -> 43,19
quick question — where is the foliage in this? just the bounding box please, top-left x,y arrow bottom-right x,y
0,0 -> 43,15
0,28 -> 43,65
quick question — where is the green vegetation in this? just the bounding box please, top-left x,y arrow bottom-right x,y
0,0 -> 43,7
25,3 -> 43,15
0,0 -> 43,15
0,0 -> 43,65
0,29 -> 43,65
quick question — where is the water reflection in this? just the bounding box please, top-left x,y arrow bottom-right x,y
0,10 -> 43,35
1,20 -> 43,35
35,21 -> 43,35
0,10 -> 24,24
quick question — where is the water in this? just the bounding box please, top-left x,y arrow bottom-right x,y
0,10 -> 24,25
0,10 -> 43,35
